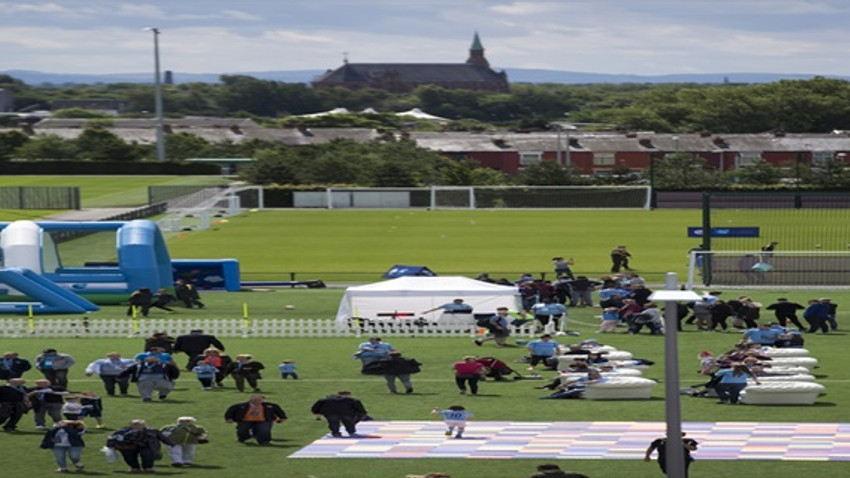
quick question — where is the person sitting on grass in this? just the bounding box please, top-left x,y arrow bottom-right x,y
540,369 -> 608,399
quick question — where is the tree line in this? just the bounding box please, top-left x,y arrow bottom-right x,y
5,74 -> 850,133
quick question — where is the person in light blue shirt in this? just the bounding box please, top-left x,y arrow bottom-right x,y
134,347 -> 174,366
714,364 -> 760,404
353,338 -> 396,365
278,360 -> 298,380
531,297 -> 568,331
85,353 -> 135,396
423,299 -> 473,316
526,334 -> 561,372
432,405 -> 474,439
190,359 -> 219,390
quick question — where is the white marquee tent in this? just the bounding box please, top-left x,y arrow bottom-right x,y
335,276 -> 521,327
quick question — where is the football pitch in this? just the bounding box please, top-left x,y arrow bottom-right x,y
1,206 -> 849,478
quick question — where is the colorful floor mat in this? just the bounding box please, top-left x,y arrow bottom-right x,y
290,421 -> 850,461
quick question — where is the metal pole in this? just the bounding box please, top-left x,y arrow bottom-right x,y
556,127 -> 562,166
649,153 -> 657,209
663,272 -> 685,478
565,130 -> 571,167
151,28 -> 166,162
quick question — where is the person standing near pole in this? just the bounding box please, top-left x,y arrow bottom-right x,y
644,432 -> 699,478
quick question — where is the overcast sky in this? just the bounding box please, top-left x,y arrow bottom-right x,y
2,0 -> 850,76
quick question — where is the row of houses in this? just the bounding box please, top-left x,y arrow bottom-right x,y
3,117 -> 849,175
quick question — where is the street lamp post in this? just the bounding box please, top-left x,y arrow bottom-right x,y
146,27 -> 166,162
555,125 -> 562,166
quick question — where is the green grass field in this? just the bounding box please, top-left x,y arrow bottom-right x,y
0,176 -> 230,208
1,185 -> 849,477
3,306 -> 847,478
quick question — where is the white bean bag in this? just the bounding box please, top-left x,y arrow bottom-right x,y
748,374 -> 815,383
583,377 -> 657,400
558,368 -> 643,382
556,352 -> 634,371
761,348 -> 810,357
760,366 -> 810,376
741,381 -> 825,405
766,357 -> 818,371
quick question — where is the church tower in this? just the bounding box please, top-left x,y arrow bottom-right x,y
466,31 -> 490,68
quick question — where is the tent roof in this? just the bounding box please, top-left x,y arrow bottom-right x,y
344,276 -> 516,295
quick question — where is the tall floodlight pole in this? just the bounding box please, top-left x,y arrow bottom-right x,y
146,27 -> 166,162
648,274 -> 700,478
555,125 -> 563,165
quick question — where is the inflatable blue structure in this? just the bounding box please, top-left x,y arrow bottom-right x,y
0,219 -> 172,310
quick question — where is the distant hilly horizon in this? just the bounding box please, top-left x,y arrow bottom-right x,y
2,67 -> 848,86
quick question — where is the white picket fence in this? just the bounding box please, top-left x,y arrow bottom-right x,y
0,317 -> 539,339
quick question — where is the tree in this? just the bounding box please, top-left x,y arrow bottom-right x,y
165,132 -> 212,161
367,161 -> 418,187
12,134 -> 78,160
74,128 -> 139,161
732,160 -> 784,185
806,158 -> 850,188
518,160 -> 581,185
0,130 -> 29,161
652,152 -> 726,189
239,147 -> 301,185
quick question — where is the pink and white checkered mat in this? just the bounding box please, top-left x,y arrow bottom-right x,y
291,421 -> 850,461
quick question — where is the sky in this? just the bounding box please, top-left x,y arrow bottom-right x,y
2,0 -> 850,76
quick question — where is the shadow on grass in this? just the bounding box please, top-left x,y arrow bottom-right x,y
178,464 -> 225,470
741,401 -> 836,408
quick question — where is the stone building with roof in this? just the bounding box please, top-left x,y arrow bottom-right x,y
311,33 -> 509,93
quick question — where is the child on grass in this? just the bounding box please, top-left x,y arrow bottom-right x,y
61,395 -> 91,421
191,358 -> 219,390
431,405 -> 473,439
79,391 -> 104,428
278,360 -> 298,380
599,307 -> 620,333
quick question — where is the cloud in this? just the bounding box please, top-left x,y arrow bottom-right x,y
222,10 -> 263,22
115,3 -> 167,18
489,1 -> 559,16
262,30 -> 334,43
0,2 -> 73,14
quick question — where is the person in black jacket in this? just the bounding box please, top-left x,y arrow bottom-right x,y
311,391 -> 368,438
224,395 -> 287,445
223,354 -> 265,392
0,378 -> 30,431
362,351 -> 421,394
0,352 -> 32,380
143,332 -> 175,354
175,279 -> 205,309
40,419 -> 86,472
567,276 -> 601,307
106,419 -> 174,473
174,330 -> 226,370
127,288 -> 153,317
767,297 -> 806,330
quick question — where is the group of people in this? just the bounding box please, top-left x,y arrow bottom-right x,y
126,279 -> 205,317
682,293 -> 838,334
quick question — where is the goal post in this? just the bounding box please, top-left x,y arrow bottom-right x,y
317,186 -> 652,209
687,250 -> 850,288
